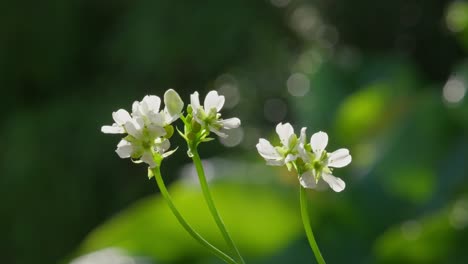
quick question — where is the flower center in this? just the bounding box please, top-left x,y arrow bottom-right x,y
312,160 -> 323,171
142,139 -> 153,150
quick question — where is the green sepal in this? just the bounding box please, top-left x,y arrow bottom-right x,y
187,104 -> 193,114
191,121 -> 201,133
288,135 -> 298,148
201,137 -> 215,142
291,161 -> 299,172
162,147 -> 178,158
179,114 -> 188,126
164,125 -> 174,139
176,127 -> 188,141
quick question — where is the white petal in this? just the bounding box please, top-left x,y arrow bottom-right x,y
310,131 -> 328,154
132,101 -> 140,116
275,123 -> 294,147
299,171 -> 317,189
124,119 -> 143,138
190,91 -> 201,110
299,127 -> 307,145
115,140 -> 133,158
192,114 -> 205,126
156,138 -> 170,152
285,154 -> 297,163
101,124 -> 125,134
146,123 -> 167,138
328,148 -> 352,168
140,151 -> 157,168
220,118 -> 241,129
322,173 -> 345,192
112,109 -> 132,125
164,89 -> 184,122
298,143 -> 309,161
266,159 -> 285,166
147,112 -> 165,127
256,138 -> 282,160
209,126 -> 228,137
140,95 -> 161,115
204,90 -> 225,112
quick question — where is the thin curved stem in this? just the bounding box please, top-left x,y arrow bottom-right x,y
191,148 -> 246,264
300,186 -> 326,264
152,167 -> 237,264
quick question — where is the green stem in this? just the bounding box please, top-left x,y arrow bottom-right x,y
300,186 -> 326,264
191,148 -> 246,264
152,167 -> 237,264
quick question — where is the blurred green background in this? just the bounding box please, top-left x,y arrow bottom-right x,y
1,0 -> 468,263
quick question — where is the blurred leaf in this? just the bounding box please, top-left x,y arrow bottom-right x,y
374,196 -> 468,264
74,180 -> 301,262
334,83 -> 389,144
333,56 -> 420,145
375,211 -> 453,264
384,166 -> 435,204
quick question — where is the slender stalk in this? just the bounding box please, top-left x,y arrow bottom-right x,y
300,186 -> 326,264
191,148 -> 246,264
152,167 -> 237,264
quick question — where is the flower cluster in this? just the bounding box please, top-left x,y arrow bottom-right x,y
257,123 -> 351,192
102,89 -> 241,167
101,89 -> 184,168
180,91 -> 241,151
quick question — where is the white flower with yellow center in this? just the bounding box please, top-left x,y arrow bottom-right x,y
190,90 -> 241,137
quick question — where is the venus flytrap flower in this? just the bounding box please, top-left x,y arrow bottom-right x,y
256,122 -> 306,169
257,122 -> 352,264
101,109 -> 132,134
257,126 -> 351,192
297,131 -> 352,192
101,89 -> 183,168
102,89 -> 240,264
189,90 -> 241,138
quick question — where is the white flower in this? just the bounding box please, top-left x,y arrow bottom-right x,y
116,136 -> 173,168
132,89 -> 184,128
257,124 -> 352,193
298,131 -> 351,192
102,89 -> 184,168
190,90 -> 241,137
256,123 -> 306,168
101,109 -> 132,134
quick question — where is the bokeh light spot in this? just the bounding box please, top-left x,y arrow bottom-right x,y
296,49 -> 323,74
240,126 -> 260,150
180,159 -> 215,185
270,0 -> 291,8
215,74 -> 240,109
450,198 -> 468,230
287,73 -> 310,97
70,248 -> 137,264
220,127 -> 244,147
442,77 -> 466,105
290,5 -> 321,39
